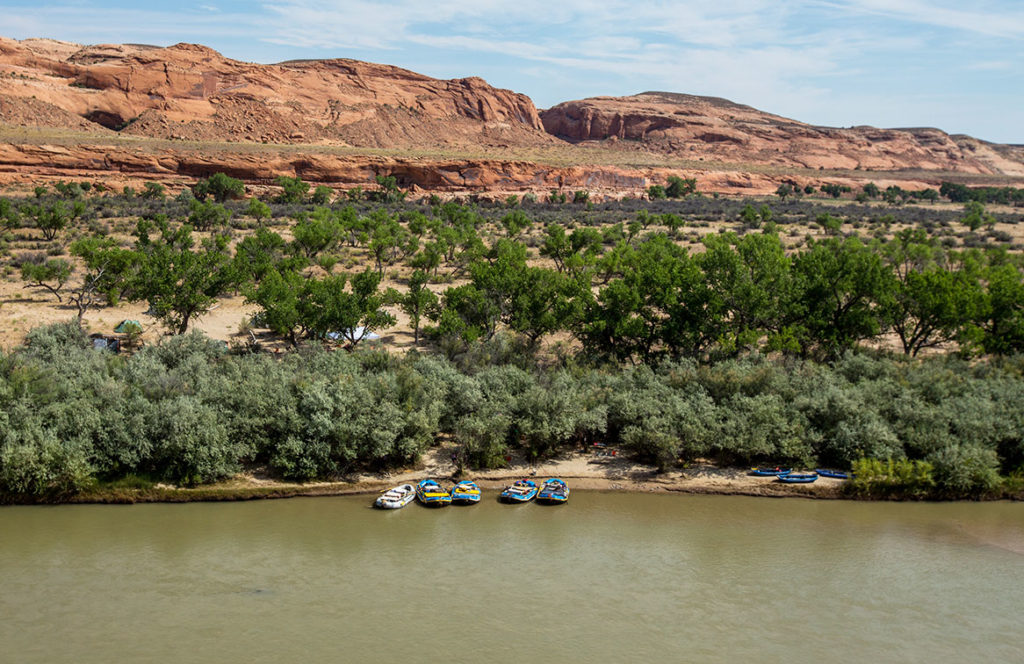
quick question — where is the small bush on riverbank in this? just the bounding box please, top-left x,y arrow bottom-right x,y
848,458 -> 936,498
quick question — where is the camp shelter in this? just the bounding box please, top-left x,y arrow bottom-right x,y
114,320 -> 143,334
326,327 -> 381,342
89,334 -> 120,353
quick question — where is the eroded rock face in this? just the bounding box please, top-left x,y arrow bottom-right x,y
1,38 -> 1022,189
541,92 -> 1024,176
0,37 -> 551,148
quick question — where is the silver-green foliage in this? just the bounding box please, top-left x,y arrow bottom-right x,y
3,323 -> 1024,498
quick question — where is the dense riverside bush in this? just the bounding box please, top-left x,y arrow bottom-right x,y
3,324 -> 1024,499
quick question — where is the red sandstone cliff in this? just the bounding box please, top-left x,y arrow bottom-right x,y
541,92 -> 1024,176
0,37 -> 551,149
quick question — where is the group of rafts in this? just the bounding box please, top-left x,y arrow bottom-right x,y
748,467 -> 851,483
374,478 -> 569,509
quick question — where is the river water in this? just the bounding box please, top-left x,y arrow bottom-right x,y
1,493 -> 1022,663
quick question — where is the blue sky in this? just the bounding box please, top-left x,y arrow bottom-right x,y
3,0 -> 1023,143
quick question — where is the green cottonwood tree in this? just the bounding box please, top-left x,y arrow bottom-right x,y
275,176 -> 310,203
666,176 -> 697,198
134,219 -> 236,334
249,267 -> 305,345
34,202 -> 69,241
580,235 -> 710,362
193,172 -> 245,202
698,231 -> 794,355
20,258 -> 72,302
299,269 -> 395,346
790,236 -> 889,358
67,237 -> 140,321
973,261 -> 1024,355
386,270 -> 438,345
245,198 -> 272,226
880,230 -> 983,355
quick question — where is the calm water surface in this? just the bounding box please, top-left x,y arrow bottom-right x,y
1,493 -> 1022,663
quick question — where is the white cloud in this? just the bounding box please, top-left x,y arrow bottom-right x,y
0,6 -> 255,42
820,0 -> 1024,38
962,60 -> 1012,71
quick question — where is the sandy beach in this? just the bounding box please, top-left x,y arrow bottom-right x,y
65,445 -> 848,504
365,447 -> 847,499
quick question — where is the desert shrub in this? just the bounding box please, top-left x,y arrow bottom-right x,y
792,372 -> 902,465
715,393 -> 811,465
21,321 -> 89,363
409,354 -> 483,429
454,409 -> 511,469
928,444 -> 1001,496
261,353 -> 444,479
140,331 -> 227,370
604,366 -> 715,469
516,372 -> 607,461
88,394 -> 153,477
204,354 -> 296,462
145,395 -> 236,485
849,457 -> 935,498
0,424 -> 94,496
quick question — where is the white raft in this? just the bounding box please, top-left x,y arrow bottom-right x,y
375,484 -> 416,509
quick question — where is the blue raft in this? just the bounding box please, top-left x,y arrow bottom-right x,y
537,478 -> 569,504
416,479 -> 452,506
777,472 -> 819,484
750,467 -> 792,477
815,469 -> 850,480
500,479 -> 538,503
450,480 -> 482,504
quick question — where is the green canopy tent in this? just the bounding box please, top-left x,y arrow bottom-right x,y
113,320 -> 143,334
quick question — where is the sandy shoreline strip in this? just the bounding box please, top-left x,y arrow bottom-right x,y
54,450 -> 850,504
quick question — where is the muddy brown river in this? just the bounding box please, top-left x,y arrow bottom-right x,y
1,493 -> 1022,663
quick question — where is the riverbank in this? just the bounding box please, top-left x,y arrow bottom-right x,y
7,445 -> 1024,505
37,450 -> 850,505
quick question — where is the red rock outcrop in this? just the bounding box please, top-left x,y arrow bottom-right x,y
0,37 -> 550,149
541,92 -> 1024,176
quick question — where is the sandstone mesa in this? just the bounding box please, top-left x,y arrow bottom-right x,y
1,37 -> 1022,194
